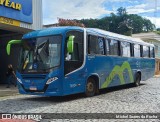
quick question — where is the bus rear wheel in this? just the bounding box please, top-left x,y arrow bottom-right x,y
134,73 -> 141,86
85,78 -> 96,97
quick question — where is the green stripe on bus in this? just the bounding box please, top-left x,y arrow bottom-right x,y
101,61 -> 134,88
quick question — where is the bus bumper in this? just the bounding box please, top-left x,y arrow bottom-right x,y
17,82 -> 63,96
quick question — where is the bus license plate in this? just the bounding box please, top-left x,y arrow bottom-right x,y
30,87 -> 37,91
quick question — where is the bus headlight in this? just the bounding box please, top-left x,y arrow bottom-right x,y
46,77 -> 58,84
17,78 -> 22,84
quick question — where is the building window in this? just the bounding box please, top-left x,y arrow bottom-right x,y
134,44 -> 140,57
121,41 -> 131,57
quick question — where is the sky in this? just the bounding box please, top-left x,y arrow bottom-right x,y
43,0 -> 160,28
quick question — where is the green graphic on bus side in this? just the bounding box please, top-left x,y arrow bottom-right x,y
101,61 -> 134,88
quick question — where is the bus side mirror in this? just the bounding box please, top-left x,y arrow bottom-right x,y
6,40 -> 22,55
67,35 -> 75,54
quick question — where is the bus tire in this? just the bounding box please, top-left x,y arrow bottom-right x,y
134,73 -> 141,86
85,78 -> 96,97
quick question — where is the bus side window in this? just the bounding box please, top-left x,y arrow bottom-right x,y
153,47 -> 155,58
143,46 -> 149,58
150,47 -> 155,58
88,35 -> 97,54
64,30 -> 84,75
88,35 -> 105,55
134,44 -> 141,57
65,31 -> 84,61
98,37 -> 105,55
140,45 -> 143,57
130,43 -> 134,57
109,39 -> 119,56
105,39 -> 110,55
121,41 -> 131,57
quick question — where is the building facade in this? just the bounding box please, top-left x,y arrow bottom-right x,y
0,0 -> 43,83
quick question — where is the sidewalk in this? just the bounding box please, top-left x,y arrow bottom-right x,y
0,84 -> 19,97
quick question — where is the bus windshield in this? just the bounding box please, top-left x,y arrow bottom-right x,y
19,35 -> 62,73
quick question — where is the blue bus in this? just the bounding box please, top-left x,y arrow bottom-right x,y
7,26 -> 155,97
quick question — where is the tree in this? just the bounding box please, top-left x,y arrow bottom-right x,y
80,19 -> 98,28
117,19 -> 132,36
80,18 -> 110,31
143,18 -> 155,32
107,13 -> 119,33
128,14 -> 144,33
62,7 -> 155,35
117,7 -> 127,16
97,18 -> 109,30
115,7 -> 132,35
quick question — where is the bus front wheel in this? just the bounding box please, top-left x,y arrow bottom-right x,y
134,73 -> 141,86
85,78 -> 96,97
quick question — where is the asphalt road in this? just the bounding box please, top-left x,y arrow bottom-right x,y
0,77 -> 160,122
